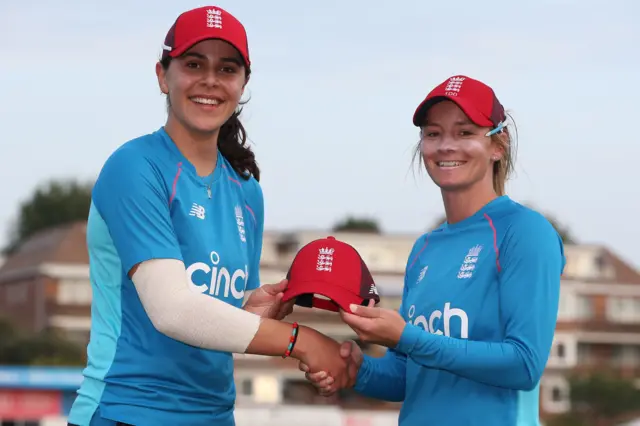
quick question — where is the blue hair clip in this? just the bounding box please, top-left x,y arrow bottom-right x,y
485,121 -> 506,137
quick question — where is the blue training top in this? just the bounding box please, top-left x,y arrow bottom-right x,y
354,196 -> 565,426
68,127 -> 264,426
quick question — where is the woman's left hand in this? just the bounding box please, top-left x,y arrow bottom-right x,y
243,279 -> 295,320
340,300 -> 407,348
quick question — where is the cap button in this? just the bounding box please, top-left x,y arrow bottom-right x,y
327,236 -> 336,240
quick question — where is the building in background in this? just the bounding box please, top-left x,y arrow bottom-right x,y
1,223 -> 639,420
0,222 -> 90,344
541,244 -> 640,418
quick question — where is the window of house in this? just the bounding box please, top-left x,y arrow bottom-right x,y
607,297 -> 640,323
577,343 -> 592,365
548,337 -> 577,368
557,288 -> 572,320
240,378 -> 253,396
57,279 -> 92,305
556,343 -> 565,359
611,345 -> 640,367
576,295 -> 594,320
542,378 -> 570,414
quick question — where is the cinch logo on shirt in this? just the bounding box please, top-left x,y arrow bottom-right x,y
186,251 -> 248,301
407,303 -> 469,339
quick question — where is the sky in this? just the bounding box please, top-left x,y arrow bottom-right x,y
1,0 -> 639,267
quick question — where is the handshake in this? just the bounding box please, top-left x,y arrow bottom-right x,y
298,335 -> 363,397
245,236 -> 407,396
291,300 -> 406,396
294,298 -> 407,397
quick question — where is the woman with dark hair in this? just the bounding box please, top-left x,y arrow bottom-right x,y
67,6 -> 347,426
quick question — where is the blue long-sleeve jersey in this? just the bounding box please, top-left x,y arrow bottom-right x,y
355,196 -> 565,426
68,128 -> 264,426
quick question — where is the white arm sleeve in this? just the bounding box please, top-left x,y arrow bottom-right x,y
131,258 -> 261,353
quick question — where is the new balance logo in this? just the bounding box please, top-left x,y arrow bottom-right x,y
190,203 -> 205,220
369,284 -> 378,295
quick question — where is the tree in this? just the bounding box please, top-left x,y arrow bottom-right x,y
546,412 -> 586,426
547,372 -> 640,426
18,328 -> 87,366
332,216 -> 381,234
569,372 -> 640,425
0,317 -> 86,366
0,317 -> 21,360
5,179 -> 93,253
544,214 -> 577,245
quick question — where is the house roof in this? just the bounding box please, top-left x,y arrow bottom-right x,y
0,221 -> 88,283
602,247 -> 640,284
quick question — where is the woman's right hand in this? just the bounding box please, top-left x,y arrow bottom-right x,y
299,339 -> 363,396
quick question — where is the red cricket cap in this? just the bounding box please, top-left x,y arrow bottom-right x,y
282,236 -> 380,312
161,6 -> 250,68
412,75 -> 505,128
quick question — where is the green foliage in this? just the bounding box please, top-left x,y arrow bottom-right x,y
546,412 -> 588,426
0,318 -> 85,366
333,216 -> 381,234
544,214 -> 577,245
0,318 -> 21,359
4,179 -> 93,253
569,371 -> 640,423
547,372 -> 640,426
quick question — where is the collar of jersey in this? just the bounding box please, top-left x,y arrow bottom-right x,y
440,195 -> 510,233
157,127 -> 224,186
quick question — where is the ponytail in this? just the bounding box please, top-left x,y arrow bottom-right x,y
218,107 -> 260,181
490,113 -> 517,195
492,155 -> 508,196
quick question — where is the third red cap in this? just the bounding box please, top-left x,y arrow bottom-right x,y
282,236 -> 380,312
412,75 -> 505,128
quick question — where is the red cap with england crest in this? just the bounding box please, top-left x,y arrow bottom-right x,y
161,6 -> 250,68
412,75 -> 506,134
282,236 -> 380,312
